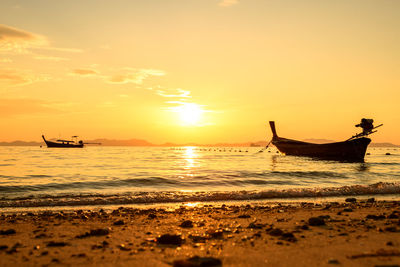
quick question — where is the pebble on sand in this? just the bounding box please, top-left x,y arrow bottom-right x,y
345,198 -> 357,203
76,228 -> 110,238
156,234 -> 184,246
180,220 -> 194,228
308,217 -> 326,226
0,229 -> 16,235
173,256 -> 222,267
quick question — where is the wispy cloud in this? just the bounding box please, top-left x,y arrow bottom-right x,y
0,24 -> 82,54
108,68 -> 165,84
0,24 -> 48,53
156,88 -> 191,98
34,55 -> 69,61
218,0 -> 239,7
71,68 -> 98,76
0,68 -> 50,86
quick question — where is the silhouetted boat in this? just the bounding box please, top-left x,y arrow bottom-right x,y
42,135 -> 84,148
268,119 -> 382,162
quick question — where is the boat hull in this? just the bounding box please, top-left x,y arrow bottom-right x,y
42,135 -> 84,148
43,140 -> 84,148
272,137 -> 371,162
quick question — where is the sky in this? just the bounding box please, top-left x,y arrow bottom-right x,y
0,0 -> 399,144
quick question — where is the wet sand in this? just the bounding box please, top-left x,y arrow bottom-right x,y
1,199 -> 400,267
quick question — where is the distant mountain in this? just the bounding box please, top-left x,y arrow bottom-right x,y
370,142 -> 400,147
86,138 -> 153,146
303,138 -> 335,144
0,138 -> 398,147
0,141 -> 42,146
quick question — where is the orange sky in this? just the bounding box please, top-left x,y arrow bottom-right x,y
0,0 -> 399,144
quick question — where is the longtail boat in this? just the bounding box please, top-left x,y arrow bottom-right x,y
268,119 -> 382,162
42,135 -> 84,148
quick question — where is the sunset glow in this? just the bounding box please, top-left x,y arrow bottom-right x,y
177,103 -> 204,126
0,1 -> 399,144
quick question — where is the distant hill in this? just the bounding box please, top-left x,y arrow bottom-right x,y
87,138 -> 154,146
0,141 -> 42,146
370,142 -> 400,148
0,138 -> 398,147
303,138 -> 335,144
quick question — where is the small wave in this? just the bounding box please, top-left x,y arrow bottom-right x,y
1,182 -> 399,208
27,174 -> 52,178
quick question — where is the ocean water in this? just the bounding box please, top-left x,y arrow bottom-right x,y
0,146 -> 399,208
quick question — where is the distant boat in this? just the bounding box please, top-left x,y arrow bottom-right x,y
268,119 -> 382,162
42,135 -> 84,148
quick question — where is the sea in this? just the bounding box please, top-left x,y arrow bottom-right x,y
1,146 -> 399,210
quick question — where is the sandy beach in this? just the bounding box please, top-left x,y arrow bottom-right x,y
1,199 -> 400,266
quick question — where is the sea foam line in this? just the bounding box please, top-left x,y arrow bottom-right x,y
0,182 -> 399,207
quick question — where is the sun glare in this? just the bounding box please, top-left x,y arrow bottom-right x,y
177,103 -> 204,126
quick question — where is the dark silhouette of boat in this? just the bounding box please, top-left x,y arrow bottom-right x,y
42,135 -> 84,148
268,119 -> 382,162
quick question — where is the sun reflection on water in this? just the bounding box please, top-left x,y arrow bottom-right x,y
184,146 -> 198,170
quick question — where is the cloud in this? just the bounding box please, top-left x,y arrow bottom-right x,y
0,98 -> 62,117
0,24 -> 48,53
0,69 -> 50,86
108,68 -> 165,84
71,68 -> 98,76
218,0 -> 239,7
34,55 -> 69,61
156,88 -> 191,98
0,24 -> 82,54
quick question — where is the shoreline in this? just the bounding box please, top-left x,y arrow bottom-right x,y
1,194 -> 400,214
1,199 -> 400,266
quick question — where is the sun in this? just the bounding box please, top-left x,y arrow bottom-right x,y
177,103 -> 204,126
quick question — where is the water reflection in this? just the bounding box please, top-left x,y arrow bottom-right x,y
183,146 -> 198,170
270,155 -> 279,171
356,163 -> 370,172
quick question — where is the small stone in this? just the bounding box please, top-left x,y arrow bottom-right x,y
247,222 -> 265,229
385,226 -> 398,232
113,220 -> 125,226
156,234 -> 184,246
308,217 -> 325,226
148,213 -> 157,219
328,259 -> 340,264
76,228 -> 110,238
301,225 -> 309,230
189,235 -> 207,243
47,241 -> 69,247
366,214 -> 385,220
207,229 -> 223,239
173,256 -> 222,267
280,232 -> 297,242
40,251 -> 49,256
180,220 -> 194,228
367,198 -> 375,203
267,228 -> 283,236
0,229 -> 16,235
118,244 -> 131,251
345,198 -> 357,203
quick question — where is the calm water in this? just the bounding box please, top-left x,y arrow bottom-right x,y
0,146 -> 399,208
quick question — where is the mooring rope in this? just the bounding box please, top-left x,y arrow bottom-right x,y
255,139 -> 272,154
